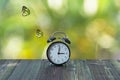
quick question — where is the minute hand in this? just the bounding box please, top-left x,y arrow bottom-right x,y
58,45 -> 60,54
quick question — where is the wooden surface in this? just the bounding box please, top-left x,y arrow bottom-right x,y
0,60 -> 120,80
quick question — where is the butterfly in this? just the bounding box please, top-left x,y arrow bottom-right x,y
22,6 -> 30,16
36,29 -> 43,38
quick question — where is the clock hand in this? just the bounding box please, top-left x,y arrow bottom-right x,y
58,45 -> 60,54
58,53 -> 64,54
58,45 -> 64,54
58,45 -> 60,53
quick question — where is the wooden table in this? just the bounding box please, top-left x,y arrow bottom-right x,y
0,60 -> 120,80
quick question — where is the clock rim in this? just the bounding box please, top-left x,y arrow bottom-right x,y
46,41 -> 71,66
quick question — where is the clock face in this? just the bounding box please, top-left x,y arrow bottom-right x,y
47,41 -> 70,65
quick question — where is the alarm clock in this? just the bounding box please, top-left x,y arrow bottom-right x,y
46,31 -> 71,66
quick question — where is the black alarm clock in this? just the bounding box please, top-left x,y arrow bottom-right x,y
46,31 -> 71,66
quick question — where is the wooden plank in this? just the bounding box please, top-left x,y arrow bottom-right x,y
0,60 -> 6,72
0,60 -> 19,80
8,59 -> 43,80
0,60 -> 120,80
62,60 -> 78,80
104,60 -> 120,80
35,60 -> 77,80
87,60 -> 110,80
75,60 -> 93,80
36,60 -> 92,80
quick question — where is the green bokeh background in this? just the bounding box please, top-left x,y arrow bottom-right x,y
0,0 -> 120,59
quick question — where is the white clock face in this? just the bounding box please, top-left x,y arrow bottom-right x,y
47,41 -> 70,65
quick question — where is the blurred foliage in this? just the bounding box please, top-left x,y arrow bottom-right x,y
0,0 -> 120,59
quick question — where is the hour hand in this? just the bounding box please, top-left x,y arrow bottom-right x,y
58,53 -> 64,54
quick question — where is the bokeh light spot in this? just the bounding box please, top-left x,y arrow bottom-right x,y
97,34 -> 115,48
84,0 -> 98,16
2,37 -> 23,59
47,0 -> 63,10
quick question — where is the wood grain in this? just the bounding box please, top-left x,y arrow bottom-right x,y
0,60 -> 120,80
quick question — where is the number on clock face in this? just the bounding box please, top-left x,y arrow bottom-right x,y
47,41 -> 70,65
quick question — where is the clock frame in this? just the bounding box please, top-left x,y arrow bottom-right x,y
46,41 -> 71,66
